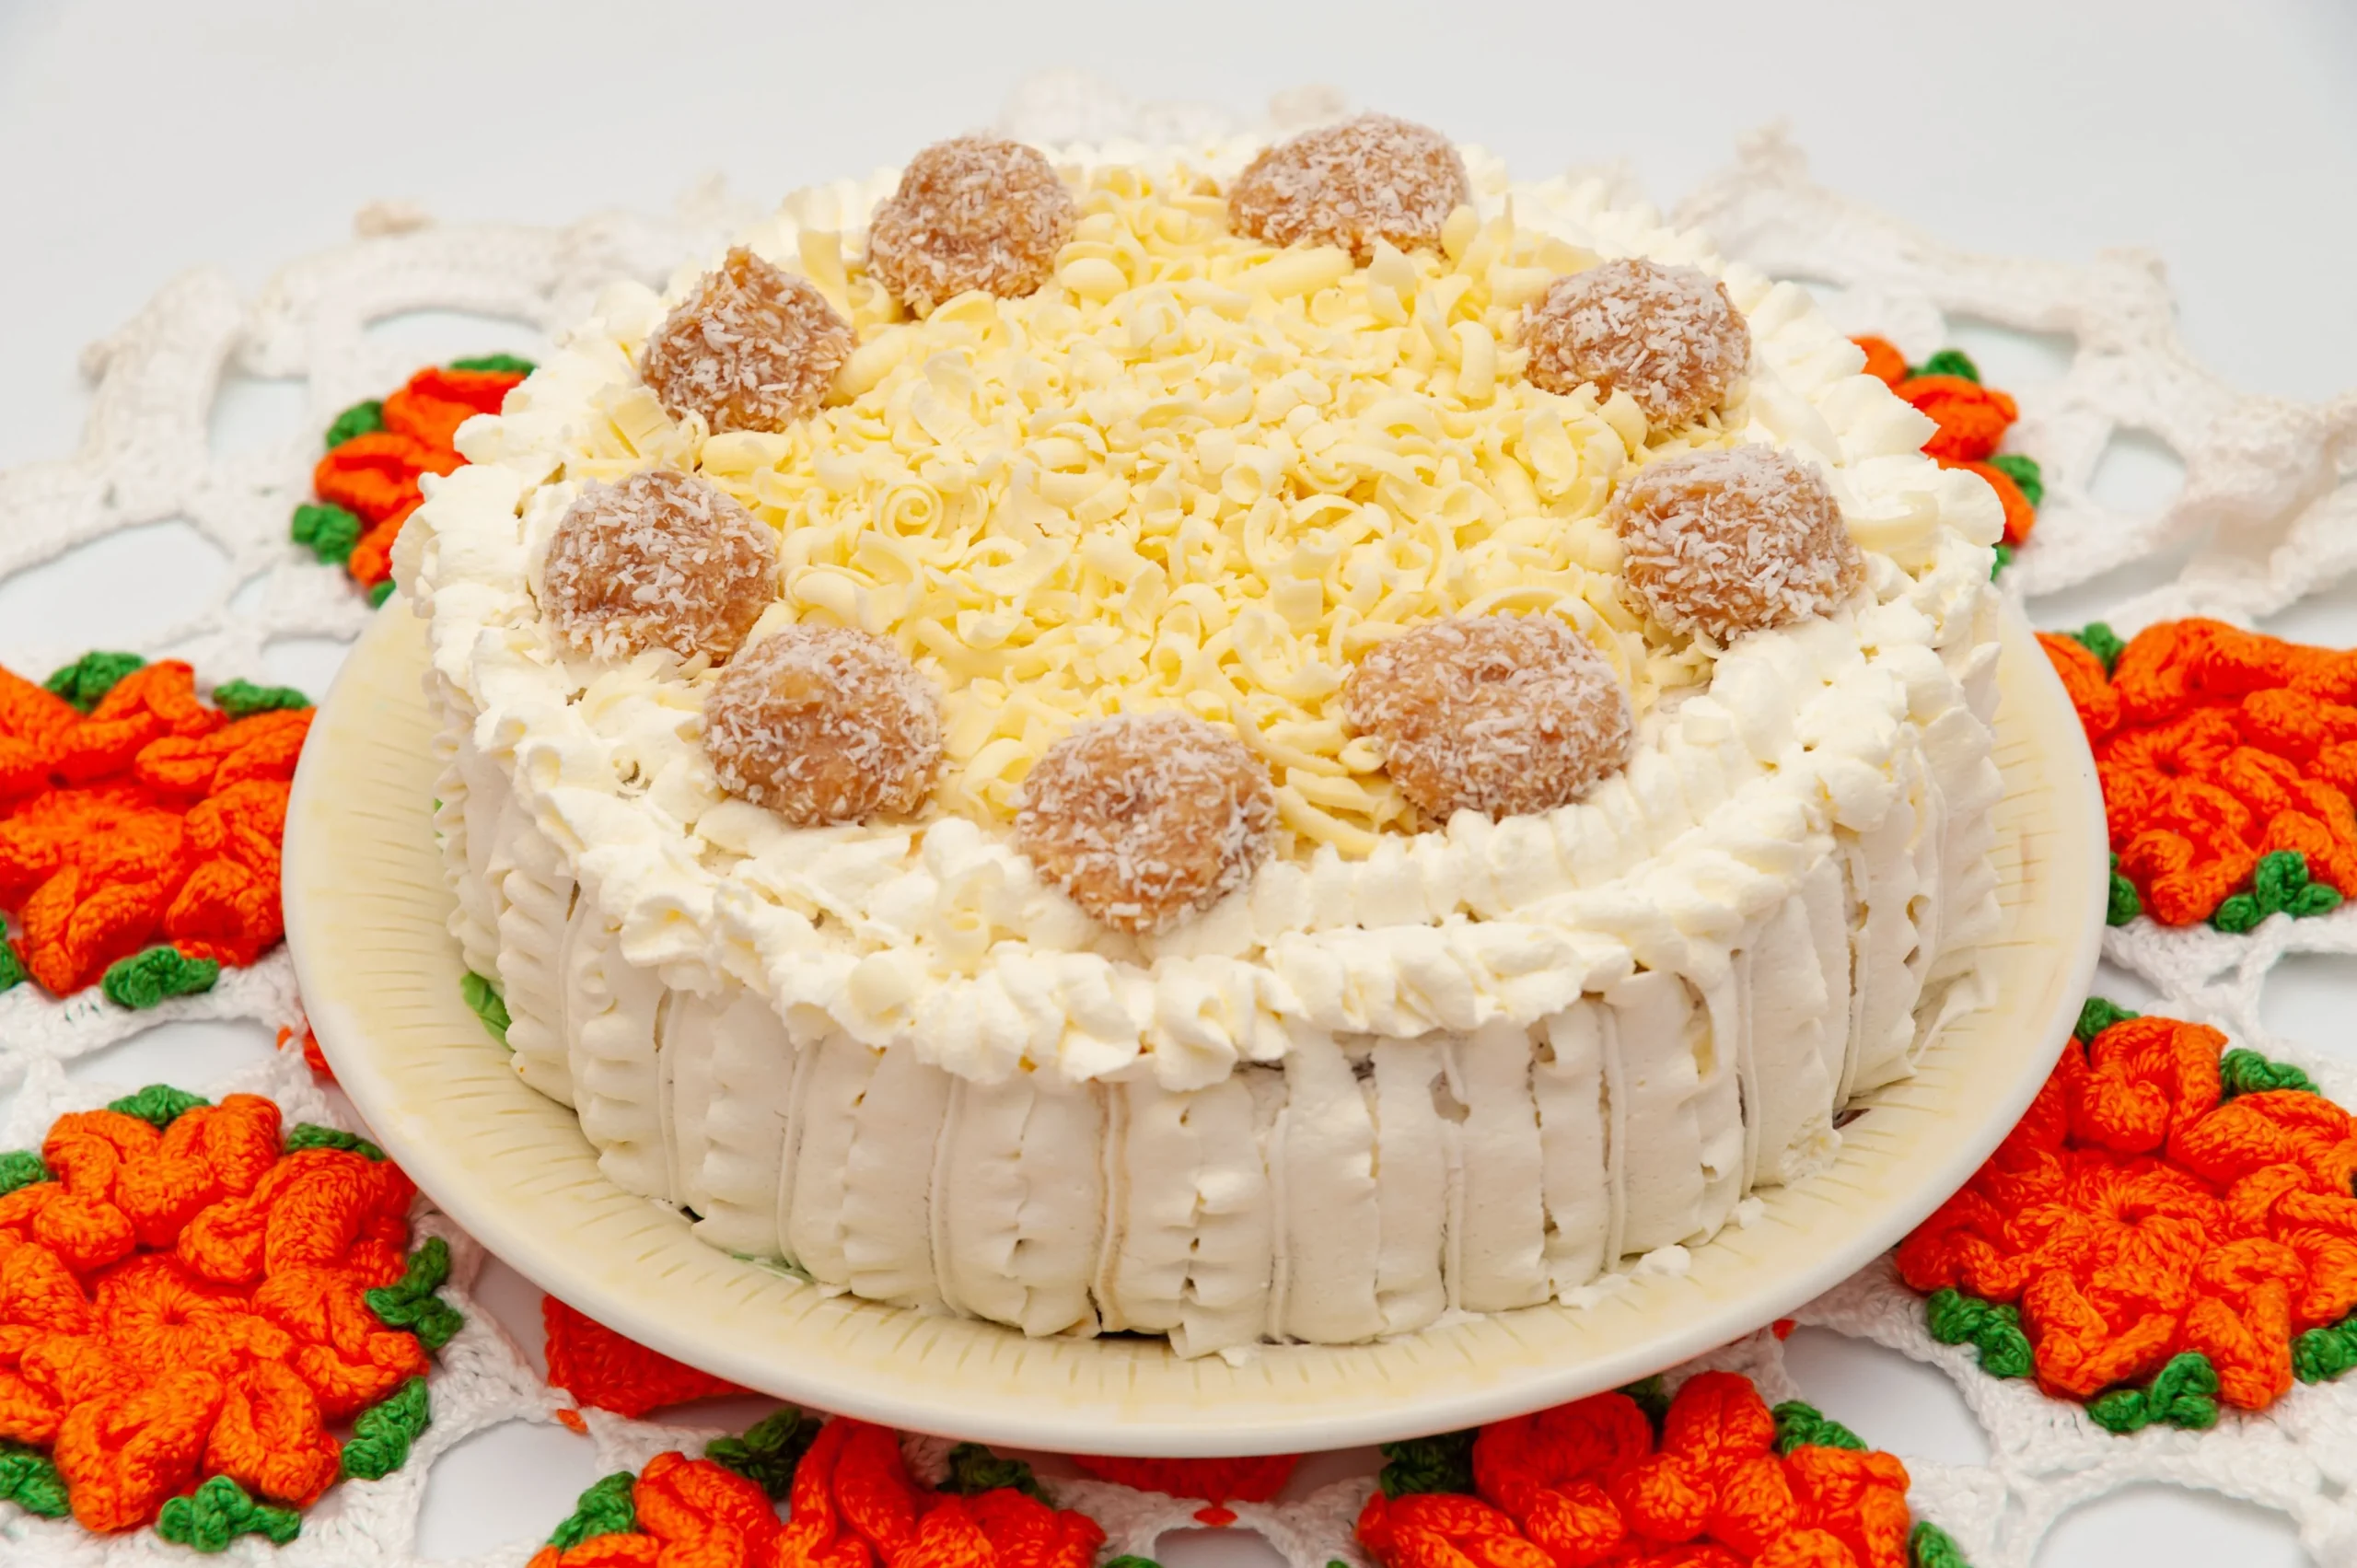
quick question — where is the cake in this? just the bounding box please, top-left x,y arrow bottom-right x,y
397,117 -> 2007,1357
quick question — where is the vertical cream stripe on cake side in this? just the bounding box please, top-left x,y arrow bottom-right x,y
1533,1001 -> 1609,1295
1606,970 -> 1707,1255
1744,889 -> 1838,1188
838,1045 -> 951,1311
1848,748 -> 1926,1096
782,1034 -> 880,1287
1176,1069 -> 1280,1360
561,899 -> 671,1202
1368,1039 -> 1447,1335
691,990 -> 795,1260
1446,1020 -> 1552,1313
493,808 -> 576,1108
1690,970 -> 1746,1237
1271,1028 -> 1383,1343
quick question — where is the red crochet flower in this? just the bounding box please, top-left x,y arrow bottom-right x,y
542,1295 -> 747,1422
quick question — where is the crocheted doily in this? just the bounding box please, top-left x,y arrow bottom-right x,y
2,71 -> 2353,1568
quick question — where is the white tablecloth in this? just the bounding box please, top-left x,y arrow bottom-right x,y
1,2 -> 2351,1562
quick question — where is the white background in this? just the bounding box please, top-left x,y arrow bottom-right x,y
1,1 -> 2354,1563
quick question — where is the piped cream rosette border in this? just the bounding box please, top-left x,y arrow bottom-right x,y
393,139 -> 2003,1094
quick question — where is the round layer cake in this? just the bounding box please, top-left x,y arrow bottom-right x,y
397,118 -> 2007,1357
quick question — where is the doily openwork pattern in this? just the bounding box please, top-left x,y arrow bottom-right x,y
0,74 -> 2351,1568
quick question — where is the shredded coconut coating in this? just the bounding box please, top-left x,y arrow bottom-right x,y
541,470 -> 777,663
1612,446 -> 1866,643
1522,260 -> 1751,425
1227,114 -> 1471,261
640,247 -> 854,434
703,625 -> 943,825
865,136 -> 1078,316
1016,713 -> 1279,935
1343,615 -> 1633,822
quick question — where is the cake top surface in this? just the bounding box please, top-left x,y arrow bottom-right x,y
401,127 -> 2003,1090
564,155 -> 1739,858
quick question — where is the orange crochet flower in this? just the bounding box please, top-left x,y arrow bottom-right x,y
0,660 -> 309,995
1892,375 -> 2017,464
531,1419 -> 1106,1568
382,366 -> 528,453
0,1094 -> 430,1532
1851,340 -> 2038,547
1951,459 -> 2036,547
1359,1373 -> 1919,1568
300,361 -> 528,598
1898,1010 -> 2357,1415
1852,335 -> 1910,389
2039,620 -> 2357,924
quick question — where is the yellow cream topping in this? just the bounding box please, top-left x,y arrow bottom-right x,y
573,164 -> 1731,857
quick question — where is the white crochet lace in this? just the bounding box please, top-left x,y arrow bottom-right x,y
0,71 -> 2352,1568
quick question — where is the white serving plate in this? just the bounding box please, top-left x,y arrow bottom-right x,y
283,598 -> 2104,1456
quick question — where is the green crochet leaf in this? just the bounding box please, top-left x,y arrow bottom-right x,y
1987,452 -> 2045,507
2293,1315 -> 2357,1385
342,1375 -> 430,1481
1376,1427 -> 1479,1497
940,1441 -> 1051,1504
365,1236 -> 463,1349
1770,1399 -> 1867,1455
0,939 -> 23,994
2258,850 -> 2338,915
369,578 -> 397,609
2107,854 -> 2142,926
448,354 -> 537,376
1619,1375 -> 1670,1432
284,1122 -> 386,1160
1910,1519 -> 1973,1568
2074,997 -> 2140,1044
42,649 -> 144,711
212,679 -> 310,716
0,1439 -> 68,1517
704,1407 -> 819,1499
2213,852 -> 2340,932
1924,1289 -> 2033,1380
100,947 -> 219,1009
2073,621 -> 2124,674
2218,1048 -> 2316,1099
1913,349 -> 1982,383
156,1473 -> 301,1551
292,501 -> 363,565
2086,1351 -> 2220,1434
0,1149 -> 50,1196
325,398 -> 385,448
105,1083 -> 211,1130
549,1470 -> 638,1551
461,970 -> 511,1047
1990,542 -> 2013,579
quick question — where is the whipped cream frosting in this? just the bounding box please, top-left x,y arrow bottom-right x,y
444,761 -> 1993,1353
399,141 -> 2003,1103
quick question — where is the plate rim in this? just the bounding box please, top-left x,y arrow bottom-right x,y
284,599 -> 2104,1455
